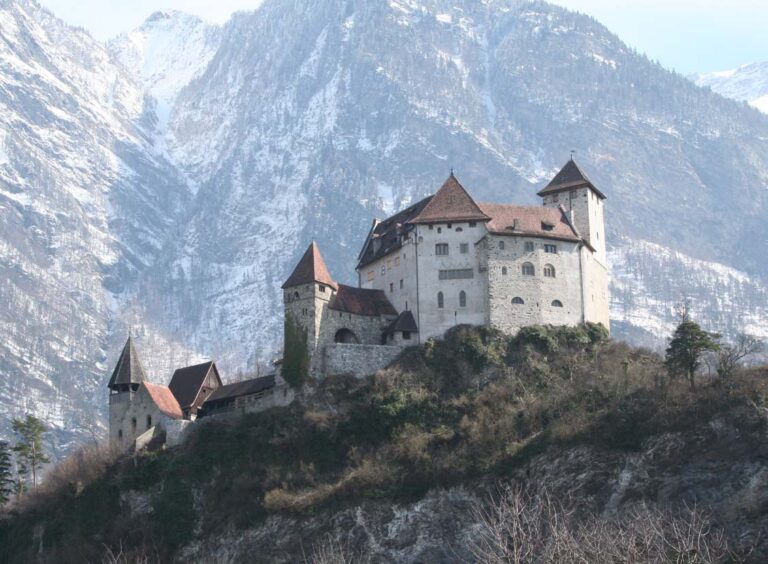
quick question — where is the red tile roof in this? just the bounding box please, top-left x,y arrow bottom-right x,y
410,174 -> 490,224
478,203 -> 580,241
537,159 -> 606,199
142,382 -> 184,420
330,284 -> 398,316
282,242 -> 338,290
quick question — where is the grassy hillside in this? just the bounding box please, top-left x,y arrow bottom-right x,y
1,324 -> 767,562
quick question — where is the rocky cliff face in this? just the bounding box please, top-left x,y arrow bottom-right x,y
691,62 -> 768,114
0,0 -> 767,449
177,411 -> 768,562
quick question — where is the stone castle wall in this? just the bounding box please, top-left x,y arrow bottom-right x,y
323,343 -> 403,378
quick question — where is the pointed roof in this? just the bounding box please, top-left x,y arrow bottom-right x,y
410,174 -> 490,224
384,310 -> 419,335
107,337 -> 147,389
142,382 -> 184,419
537,159 -> 606,199
282,242 -> 338,290
168,361 -> 222,410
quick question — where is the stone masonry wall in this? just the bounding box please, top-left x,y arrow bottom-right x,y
323,343 -> 403,378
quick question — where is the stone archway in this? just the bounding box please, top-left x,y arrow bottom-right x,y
334,328 -> 360,344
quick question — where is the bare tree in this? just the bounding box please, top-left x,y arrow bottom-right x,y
715,333 -> 764,380
470,483 -> 731,563
304,535 -> 367,564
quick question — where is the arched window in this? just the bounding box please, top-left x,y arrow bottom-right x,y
437,292 -> 444,309
512,297 -> 524,305
499,240 -> 505,250
334,329 -> 359,344
146,415 -> 152,429
459,291 -> 467,307
522,262 -> 535,276
551,300 -> 563,307
544,264 -> 556,278
502,266 -> 508,275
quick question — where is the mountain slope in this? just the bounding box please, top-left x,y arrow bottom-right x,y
136,0 -> 768,370
692,62 -> 768,114
0,0 -> 192,449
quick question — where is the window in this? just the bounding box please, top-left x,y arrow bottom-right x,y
456,227 -> 463,232
459,291 -> 467,307
367,271 -> 374,281
118,429 -> 123,441
553,193 -> 559,202
319,284 -> 326,292
525,241 -> 534,252
570,190 -> 577,200
437,227 -> 442,234
544,264 -> 556,278
447,223 -> 452,228
429,225 -> 434,230
469,222 -> 476,227
460,243 -> 469,254
541,222 -> 554,231
399,279 -> 404,289
437,292 -> 444,308
522,262 -> 535,276
439,269 -> 474,280
131,417 -> 137,431
551,300 -> 563,307
499,240 -> 505,250
403,331 -> 411,340
435,243 -> 449,256
544,244 -> 557,254
294,291 -> 299,298
390,282 -> 394,292
512,297 -> 524,305
146,415 -> 152,429
502,266 -> 508,275
596,231 -> 600,240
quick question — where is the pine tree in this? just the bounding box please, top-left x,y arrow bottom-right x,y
11,415 -> 50,493
0,440 -> 14,505
665,319 -> 720,391
282,313 -> 310,388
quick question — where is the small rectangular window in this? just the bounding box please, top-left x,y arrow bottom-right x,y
402,331 -> 411,340
460,243 -> 468,254
399,279 -> 403,289
389,282 -> 394,292
318,284 -> 326,292
544,244 -> 557,254
469,222 -> 476,227
525,241 -> 534,252
439,269 -> 474,280
435,243 -> 449,256
541,222 -> 554,231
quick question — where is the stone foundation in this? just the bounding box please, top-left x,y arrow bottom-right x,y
323,343 -> 403,378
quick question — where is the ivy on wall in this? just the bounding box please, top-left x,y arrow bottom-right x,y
283,312 -> 310,388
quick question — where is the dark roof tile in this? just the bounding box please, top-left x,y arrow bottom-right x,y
537,159 -> 606,199
330,284 -> 397,316
204,375 -> 276,404
107,337 -> 146,388
385,310 -> 418,335
410,174 -> 490,224
168,361 -> 221,409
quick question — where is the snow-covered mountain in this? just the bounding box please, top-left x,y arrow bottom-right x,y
691,62 -> 768,114
1,0 -> 768,451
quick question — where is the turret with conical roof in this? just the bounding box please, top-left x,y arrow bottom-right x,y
540,158 -> 607,264
107,336 -> 146,393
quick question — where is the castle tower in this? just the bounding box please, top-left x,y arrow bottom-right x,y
281,242 -> 337,377
106,336 -> 147,445
539,158 -> 607,266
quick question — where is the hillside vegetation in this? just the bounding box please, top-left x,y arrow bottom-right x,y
1,325 -> 767,562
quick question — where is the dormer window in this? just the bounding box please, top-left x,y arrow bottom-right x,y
541,222 -> 554,232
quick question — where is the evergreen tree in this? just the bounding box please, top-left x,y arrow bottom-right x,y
665,319 -> 720,391
11,415 -> 50,492
0,440 -> 13,505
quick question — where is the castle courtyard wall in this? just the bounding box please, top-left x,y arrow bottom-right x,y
323,343 -> 403,378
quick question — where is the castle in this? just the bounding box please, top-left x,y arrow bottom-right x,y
107,158 -> 608,450
282,159 -> 609,378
